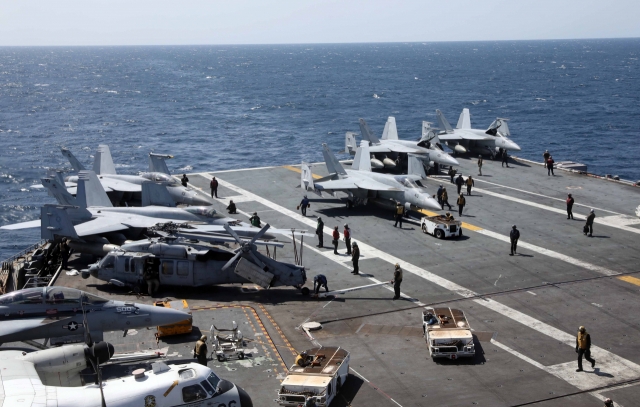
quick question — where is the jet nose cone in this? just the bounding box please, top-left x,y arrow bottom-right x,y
137,303 -> 191,327
193,194 -> 215,206
506,140 -> 521,151
422,196 -> 442,211
432,151 -> 459,167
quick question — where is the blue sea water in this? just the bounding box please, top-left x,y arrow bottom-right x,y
1,39 -> 639,260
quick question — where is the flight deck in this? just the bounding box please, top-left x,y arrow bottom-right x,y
49,156 -> 640,407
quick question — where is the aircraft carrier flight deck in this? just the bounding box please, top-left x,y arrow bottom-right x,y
27,156 -> 640,406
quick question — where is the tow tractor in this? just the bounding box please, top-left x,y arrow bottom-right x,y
423,307 -> 475,360
153,299 -> 193,341
421,215 -> 463,239
278,346 -> 350,407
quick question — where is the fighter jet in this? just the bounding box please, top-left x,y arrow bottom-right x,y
301,141 -> 441,211
85,223 -> 307,292
0,286 -> 190,344
60,145 -> 213,207
345,117 -> 459,169
435,108 -> 521,157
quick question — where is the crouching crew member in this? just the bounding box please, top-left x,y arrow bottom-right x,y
313,274 -> 328,294
295,351 -> 312,367
226,200 -> 237,214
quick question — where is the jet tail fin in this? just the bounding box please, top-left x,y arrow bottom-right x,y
41,176 -> 77,206
456,108 -> 471,129
486,118 -> 511,137
41,204 -> 80,241
381,117 -> 398,140
436,110 -> 454,133
77,170 -> 113,208
321,144 -> 347,176
352,141 -> 372,172
92,145 -> 117,175
345,132 -> 358,155
359,118 -> 381,145
148,153 -> 173,175
407,154 -> 427,178
141,182 -> 177,207
300,163 -> 315,192
60,147 -> 86,171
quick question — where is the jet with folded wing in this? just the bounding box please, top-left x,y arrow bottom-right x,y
435,108 -> 521,158
60,145 -> 213,207
344,117 -> 459,169
301,141 -> 441,211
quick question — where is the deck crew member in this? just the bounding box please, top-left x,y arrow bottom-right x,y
143,259 -> 160,296
194,335 -> 208,366
465,176 -> 474,196
313,274 -> 328,294
332,226 -> 340,255
457,194 -> 466,216
445,212 -> 454,221
394,202 -> 404,228
477,155 -> 483,176
343,224 -> 352,255
351,242 -> 360,275
575,326 -> 596,372
566,194 -> 574,219
316,217 -> 324,248
226,199 -> 237,214
502,151 -> 510,167
59,238 -> 70,271
547,156 -> 555,176
455,174 -> 464,195
295,351 -> 312,367
510,225 -> 520,256
299,195 -> 310,216
604,398 -> 614,407
543,150 -> 550,168
181,174 -> 189,187
249,212 -> 261,227
209,177 -> 218,198
448,166 -> 457,184
391,263 -> 403,300
440,188 -> 452,210
584,209 -> 595,237
437,184 -> 444,205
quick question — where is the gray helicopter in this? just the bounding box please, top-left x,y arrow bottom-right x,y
83,223 -> 308,293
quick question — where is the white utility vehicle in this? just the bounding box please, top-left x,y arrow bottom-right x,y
421,215 -> 463,239
423,307 -> 475,360
278,347 -> 350,407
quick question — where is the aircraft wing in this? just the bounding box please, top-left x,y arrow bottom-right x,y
438,133 -> 492,141
315,178 -> 360,191
353,179 -> 402,191
0,317 -> 70,339
98,177 -> 141,193
367,145 -> 393,153
0,219 -> 41,230
380,143 -> 426,154
75,214 -> 178,236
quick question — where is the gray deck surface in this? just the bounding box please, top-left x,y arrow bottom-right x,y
50,155 -> 640,407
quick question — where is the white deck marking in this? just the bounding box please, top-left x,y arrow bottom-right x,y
208,175 -> 640,401
527,291 -> 537,296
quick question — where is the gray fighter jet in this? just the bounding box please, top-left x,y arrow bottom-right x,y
60,145 -> 213,207
85,223 -> 308,293
0,286 -> 190,344
301,141 -> 441,211
435,108 -> 521,157
345,117 -> 459,169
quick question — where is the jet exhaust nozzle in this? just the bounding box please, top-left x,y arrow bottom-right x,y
84,341 -> 115,366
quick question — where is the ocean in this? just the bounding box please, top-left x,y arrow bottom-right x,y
1,39 -> 639,260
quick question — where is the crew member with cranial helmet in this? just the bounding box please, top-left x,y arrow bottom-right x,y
575,326 -> 596,372
295,350 -> 312,367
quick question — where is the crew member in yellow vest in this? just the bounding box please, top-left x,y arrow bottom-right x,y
575,326 -> 596,372
393,202 -> 404,228
457,193 -> 466,216
391,263 -> 403,300
295,351 -> 312,367
194,335 -> 208,366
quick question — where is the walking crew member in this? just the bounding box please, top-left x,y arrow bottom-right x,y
316,217 -> 324,247
566,194 -> 574,219
502,151 -> 510,167
351,242 -> 360,274
226,199 -> 237,214
249,212 -> 261,227
394,202 -> 404,228
575,326 -> 596,372
477,156 -> 483,176
209,177 -> 218,198
332,226 -> 340,255
585,209 -> 595,237
448,166 -> 457,183
510,225 -> 520,256
343,224 -> 352,255
59,238 -> 71,271
465,175 -> 474,196
543,150 -> 550,168
391,263 -> 403,300
437,184 -> 444,205
181,174 -> 189,187
455,173 -> 464,195
313,274 -> 328,294
440,188 -> 452,210
457,193 -> 466,216
299,195 -> 310,216
547,156 -> 555,176
194,335 -> 208,366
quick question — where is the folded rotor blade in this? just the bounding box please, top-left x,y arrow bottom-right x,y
249,223 -> 271,245
249,250 -> 266,270
223,223 -> 244,245
221,251 -> 243,271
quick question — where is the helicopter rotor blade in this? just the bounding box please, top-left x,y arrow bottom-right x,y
249,223 -> 271,245
221,250 -> 244,272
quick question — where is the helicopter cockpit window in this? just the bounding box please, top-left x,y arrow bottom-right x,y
0,288 -> 44,305
99,255 -> 115,269
182,384 -> 208,403
45,287 -> 80,304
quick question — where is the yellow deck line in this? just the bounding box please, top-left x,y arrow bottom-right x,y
618,276 -> 640,287
282,165 -> 322,179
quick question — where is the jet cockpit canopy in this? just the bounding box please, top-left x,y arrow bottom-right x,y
184,206 -> 220,218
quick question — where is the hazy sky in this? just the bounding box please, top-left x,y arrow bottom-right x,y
1,0 -> 638,46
